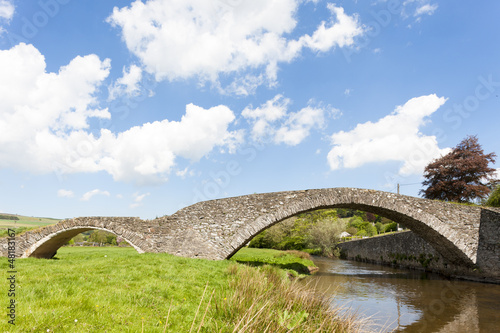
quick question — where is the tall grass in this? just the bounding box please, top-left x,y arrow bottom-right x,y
209,264 -> 367,332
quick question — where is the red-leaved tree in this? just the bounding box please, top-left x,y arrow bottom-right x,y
420,135 -> 497,203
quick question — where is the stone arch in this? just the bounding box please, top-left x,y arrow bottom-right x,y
23,226 -> 145,258
19,216 -> 148,259
222,189 -> 478,267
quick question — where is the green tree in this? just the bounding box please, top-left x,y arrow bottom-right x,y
308,219 -> 345,256
88,231 -> 108,244
484,184 -> 500,207
421,135 -> 497,203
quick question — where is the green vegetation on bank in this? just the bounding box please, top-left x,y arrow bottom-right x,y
249,208 -> 400,256
0,247 -> 364,332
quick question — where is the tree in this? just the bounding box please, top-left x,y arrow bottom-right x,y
421,135 -> 497,203
308,219 -> 346,257
484,184 -> 500,207
88,230 -> 108,244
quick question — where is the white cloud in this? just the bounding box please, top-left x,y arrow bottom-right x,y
414,3 -> 438,16
81,189 -> 110,201
327,94 -> 450,176
108,64 -> 143,100
242,95 -> 334,146
98,103 -> 237,184
0,43 -> 240,185
0,0 -> 14,21
107,1 -> 363,94
400,0 -> 438,18
0,43 -> 111,172
274,105 -> 328,146
242,95 -> 290,141
130,191 -> 150,208
176,167 -> 191,179
133,192 -> 149,203
57,189 -> 74,198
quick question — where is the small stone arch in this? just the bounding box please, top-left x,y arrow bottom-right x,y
16,216 -> 149,259
23,226 -> 145,258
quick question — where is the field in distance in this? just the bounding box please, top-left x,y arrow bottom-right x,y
0,213 -> 60,230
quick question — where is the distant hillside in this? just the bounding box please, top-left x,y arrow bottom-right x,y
0,213 -> 61,229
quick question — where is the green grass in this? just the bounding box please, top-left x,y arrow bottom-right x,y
231,248 -> 316,275
0,247 -> 364,332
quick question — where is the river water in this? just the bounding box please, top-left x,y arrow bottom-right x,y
306,256 -> 500,332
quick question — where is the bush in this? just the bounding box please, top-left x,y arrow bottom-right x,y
383,222 -> 398,233
346,226 -> 358,235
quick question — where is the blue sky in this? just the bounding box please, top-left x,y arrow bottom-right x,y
0,0 -> 499,219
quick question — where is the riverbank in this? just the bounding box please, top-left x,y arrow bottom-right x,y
0,247 -> 365,332
231,247 -> 319,275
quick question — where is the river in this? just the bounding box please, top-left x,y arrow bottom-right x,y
306,256 -> 500,332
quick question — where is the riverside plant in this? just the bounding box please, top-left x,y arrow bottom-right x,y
203,264 -> 369,332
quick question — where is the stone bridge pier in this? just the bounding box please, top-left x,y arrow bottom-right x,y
2,188 -> 499,282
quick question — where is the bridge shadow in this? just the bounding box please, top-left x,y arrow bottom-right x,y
233,260 -> 313,275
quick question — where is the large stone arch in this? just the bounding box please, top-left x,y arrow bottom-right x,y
215,189 -> 480,267
16,217 -> 152,259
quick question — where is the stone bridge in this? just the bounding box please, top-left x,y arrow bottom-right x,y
2,188 -> 499,280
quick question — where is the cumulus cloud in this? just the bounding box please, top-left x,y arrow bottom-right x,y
97,103 -> 238,183
81,189 -> 110,201
327,94 -> 450,176
0,43 -> 111,171
107,0 -> 363,94
0,43 -> 240,184
274,106 -> 328,146
57,189 -> 74,198
242,95 -> 290,141
0,0 -> 14,21
108,64 -> 143,100
242,95 -> 334,145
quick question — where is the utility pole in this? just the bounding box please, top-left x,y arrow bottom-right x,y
397,183 -> 400,231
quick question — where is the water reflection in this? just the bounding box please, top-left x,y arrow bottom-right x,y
306,257 -> 500,332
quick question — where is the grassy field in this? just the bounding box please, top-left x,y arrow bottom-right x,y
0,214 -> 60,237
0,247 -> 364,332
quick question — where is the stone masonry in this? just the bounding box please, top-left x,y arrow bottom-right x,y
1,188 -> 499,280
